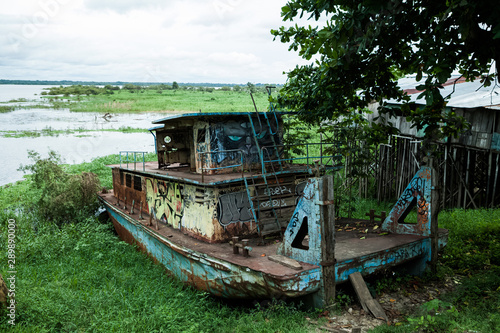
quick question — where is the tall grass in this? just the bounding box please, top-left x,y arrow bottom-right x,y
45,89 -> 272,113
2,152 -> 499,332
0,105 -> 15,113
0,213 -> 312,332
0,153 -> 314,332
0,126 -> 147,138
357,202 -> 500,332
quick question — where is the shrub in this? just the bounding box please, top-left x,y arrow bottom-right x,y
18,150 -> 101,224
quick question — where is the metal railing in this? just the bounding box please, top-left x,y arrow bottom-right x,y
119,151 -> 147,171
261,143 -> 342,174
200,149 -> 244,182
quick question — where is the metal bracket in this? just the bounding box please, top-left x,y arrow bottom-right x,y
316,200 -> 335,206
320,259 -> 337,267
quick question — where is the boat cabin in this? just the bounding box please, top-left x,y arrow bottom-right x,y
110,112 -> 331,243
100,110 -> 448,307
151,112 -> 283,174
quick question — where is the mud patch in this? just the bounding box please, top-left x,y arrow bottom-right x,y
309,275 -> 461,332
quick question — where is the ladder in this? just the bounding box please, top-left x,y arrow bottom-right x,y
244,175 -> 296,236
244,89 -> 286,237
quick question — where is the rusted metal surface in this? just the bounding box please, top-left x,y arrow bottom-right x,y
99,167 -> 448,301
278,178 -> 322,265
99,111 -> 448,303
381,166 -> 433,236
100,193 -> 321,299
108,162 -> 311,186
335,231 -> 448,281
111,163 -> 308,243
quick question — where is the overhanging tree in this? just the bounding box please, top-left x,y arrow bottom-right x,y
272,0 -> 500,273
272,0 -> 500,150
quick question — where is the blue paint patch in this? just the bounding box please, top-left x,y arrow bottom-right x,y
104,202 -> 319,299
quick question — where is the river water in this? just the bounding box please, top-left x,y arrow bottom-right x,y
0,85 -> 176,186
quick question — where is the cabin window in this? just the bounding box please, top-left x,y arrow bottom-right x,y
164,135 -> 172,144
197,128 -> 206,143
126,174 -> 132,188
291,216 -> 309,250
134,176 -> 142,191
194,187 -> 206,204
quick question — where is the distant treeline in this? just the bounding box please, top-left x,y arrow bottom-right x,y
41,82 -> 279,96
0,79 -> 281,88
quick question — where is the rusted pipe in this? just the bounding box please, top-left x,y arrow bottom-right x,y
229,237 -> 253,257
232,236 -> 239,254
242,239 -> 249,257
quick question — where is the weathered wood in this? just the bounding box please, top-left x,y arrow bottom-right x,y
268,255 -> 303,270
348,272 -> 371,313
319,174 -> 336,307
430,159 -> 439,274
349,272 -> 388,321
376,132 -> 500,209
492,154 -> 500,207
366,299 -> 388,321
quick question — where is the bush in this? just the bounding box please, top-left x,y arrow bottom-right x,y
18,150 -> 101,224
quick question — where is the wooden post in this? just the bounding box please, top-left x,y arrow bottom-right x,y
232,237 -> 239,254
319,174 -> 336,308
430,159 -> 440,274
242,239 -> 249,257
367,209 -> 375,223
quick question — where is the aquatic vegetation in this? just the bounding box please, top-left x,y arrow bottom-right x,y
43,88 -> 272,113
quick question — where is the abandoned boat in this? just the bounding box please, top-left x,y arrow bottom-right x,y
98,110 -> 448,307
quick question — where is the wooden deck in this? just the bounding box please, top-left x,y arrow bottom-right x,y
99,190 -> 447,281
111,161 -> 311,185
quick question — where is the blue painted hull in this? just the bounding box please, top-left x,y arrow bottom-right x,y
102,200 -> 321,299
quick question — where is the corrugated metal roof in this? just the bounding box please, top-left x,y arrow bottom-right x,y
389,76 -> 500,109
151,111 -> 290,125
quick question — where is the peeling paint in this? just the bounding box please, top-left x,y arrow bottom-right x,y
101,112 -> 448,304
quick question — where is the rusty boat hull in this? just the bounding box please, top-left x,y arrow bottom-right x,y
100,194 -> 322,299
98,169 -> 448,300
98,112 -> 448,305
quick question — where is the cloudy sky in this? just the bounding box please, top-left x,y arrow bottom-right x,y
1,0 -> 313,84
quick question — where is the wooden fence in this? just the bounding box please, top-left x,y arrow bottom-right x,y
375,135 -> 500,209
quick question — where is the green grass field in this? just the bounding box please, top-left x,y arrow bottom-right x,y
43,88 -> 272,113
0,153 -> 315,332
0,126 -> 146,138
1,151 -> 499,332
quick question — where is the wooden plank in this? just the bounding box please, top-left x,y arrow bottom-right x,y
320,174 -> 336,307
366,299 -> 389,321
349,272 -> 388,321
268,255 -> 303,270
430,160 -> 439,274
348,272 -> 371,313
255,196 -> 297,211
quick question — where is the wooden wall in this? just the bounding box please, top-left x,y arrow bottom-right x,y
376,135 -> 500,209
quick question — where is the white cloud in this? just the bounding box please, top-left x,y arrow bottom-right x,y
0,0 -> 312,83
